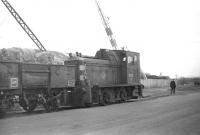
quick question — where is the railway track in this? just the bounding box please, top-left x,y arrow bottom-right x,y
1,98 -> 143,119
1,86 -> 199,119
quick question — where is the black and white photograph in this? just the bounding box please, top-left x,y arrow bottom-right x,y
0,0 -> 200,134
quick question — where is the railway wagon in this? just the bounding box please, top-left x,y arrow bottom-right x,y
0,61 -> 77,112
0,49 -> 142,112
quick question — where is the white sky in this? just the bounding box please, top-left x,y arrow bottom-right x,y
0,0 -> 200,78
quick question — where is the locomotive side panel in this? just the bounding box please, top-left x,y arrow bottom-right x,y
51,65 -> 75,88
0,62 -> 19,90
84,59 -> 120,86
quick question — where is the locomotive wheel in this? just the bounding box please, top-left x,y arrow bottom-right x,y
101,91 -> 111,105
119,89 -> 127,102
0,109 -> 6,118
19,99 -> 37,112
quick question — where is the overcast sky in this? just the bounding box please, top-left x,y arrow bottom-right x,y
0,0 -> 200,78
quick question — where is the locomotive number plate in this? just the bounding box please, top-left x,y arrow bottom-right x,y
10,77 -> 18,88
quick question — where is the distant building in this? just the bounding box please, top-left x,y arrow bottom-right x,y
145,73 -> 170,80
141,73 -> 170,88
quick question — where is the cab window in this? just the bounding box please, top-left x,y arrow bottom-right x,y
128,56 -> 137,64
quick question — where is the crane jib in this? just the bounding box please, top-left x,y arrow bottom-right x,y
95,0 -> 118,50
1,0 -> 47,52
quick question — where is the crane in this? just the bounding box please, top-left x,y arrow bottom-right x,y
95,0 -> 147,80
95,0 -> 118,50
1,0 -> 47,51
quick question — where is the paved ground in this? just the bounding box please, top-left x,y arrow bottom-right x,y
143,87 -> 170,97
0,86 -> 200,135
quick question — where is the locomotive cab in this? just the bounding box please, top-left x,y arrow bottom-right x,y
95,49 -> 141,85
120,51 -> 140,85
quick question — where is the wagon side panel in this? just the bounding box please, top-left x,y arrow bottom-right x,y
22,64 -> 49,88
0,62 -> 19,90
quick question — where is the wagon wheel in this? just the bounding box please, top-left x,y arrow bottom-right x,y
19,99 -> 37,112
43,98 -> 58,112
43,101 -> 51,112
43,102 -> 53,112
119,88 -> 127,102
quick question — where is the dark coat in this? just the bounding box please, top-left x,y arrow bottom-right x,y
170,80 -> 176,89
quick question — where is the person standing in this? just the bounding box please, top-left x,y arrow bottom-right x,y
138,85 -> 144,98
170,79 -> 176,94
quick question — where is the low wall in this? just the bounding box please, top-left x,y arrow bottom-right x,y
141,79 -> 170,88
